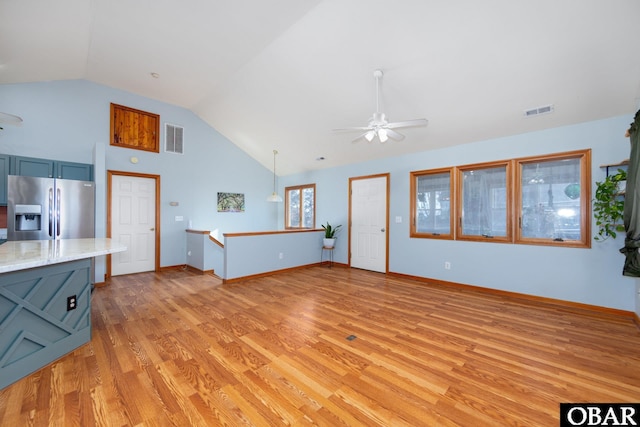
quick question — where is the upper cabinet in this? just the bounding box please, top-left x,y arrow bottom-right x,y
1,155 -> 93,205
0,155 -> 10,205
11,156 -> 93,180
110,103 -> 160,153
11,156 -> 54,178
55,161 -> 94,181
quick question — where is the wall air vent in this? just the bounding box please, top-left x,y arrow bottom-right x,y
524,104 -> 554,118
165,123 -> 184,154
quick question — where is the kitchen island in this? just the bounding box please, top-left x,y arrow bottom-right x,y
0,238 -> 126,389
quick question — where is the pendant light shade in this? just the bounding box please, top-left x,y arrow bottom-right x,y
267,149 -> 282,202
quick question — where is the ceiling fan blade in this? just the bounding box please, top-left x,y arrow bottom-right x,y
332,70 -> 428,142
351,132 -> 370,143
0,112 -> 23,125
332,126 -> 373,133
386,118 -> 428,129
385,129 -> 405,141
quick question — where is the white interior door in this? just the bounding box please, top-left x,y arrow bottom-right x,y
110,174 -> 157,276
350,175 -> 388,273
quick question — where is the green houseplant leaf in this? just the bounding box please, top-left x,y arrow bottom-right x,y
593,169 -> 626,241
321,222 -> 342,238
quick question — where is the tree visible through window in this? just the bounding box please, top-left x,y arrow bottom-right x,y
516,150 -> 590,247
408,149 -> 590,248
458,162 -> 511,242
410,168 -> 453,238
285,184 -> 315,229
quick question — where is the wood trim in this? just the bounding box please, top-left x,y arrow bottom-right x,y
184,265 -> 215,276
161,266 -> 222,280
514,149 -> 591,248
110,103 -> 160,153
456,159 -> 513,243
106,170 -> 161,279
348,173 -> 390,273
387,271 -> 636,319
186,229 -> 211,234
284,183 -> 316,229
208,234 -> 224,248
224,229 -> 322,238
409,166 -> 455,239
599,159 -> 629,168
159,265 -> 187,273
184,228 -> 224,247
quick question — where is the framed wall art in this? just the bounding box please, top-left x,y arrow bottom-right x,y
217,192 -> 245,212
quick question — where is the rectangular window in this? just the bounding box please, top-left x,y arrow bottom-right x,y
516,150 -> 590,247
285,184 -> 316,229
410,168 -> 453,239
409,149 -> 591,248
457,161 -> 512,243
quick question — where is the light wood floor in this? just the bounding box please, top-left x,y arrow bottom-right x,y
1,267 -> 639,426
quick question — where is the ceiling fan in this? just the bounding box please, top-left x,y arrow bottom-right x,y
0,112 -> 23,130
332,69 -> 428,143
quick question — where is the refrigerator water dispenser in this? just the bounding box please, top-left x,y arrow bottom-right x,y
14,204 -> 42,231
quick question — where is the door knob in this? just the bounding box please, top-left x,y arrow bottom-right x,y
381,228 -> 386,232
150,228 -> 155,231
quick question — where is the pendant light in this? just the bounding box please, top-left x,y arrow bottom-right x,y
267,149 -> 283,202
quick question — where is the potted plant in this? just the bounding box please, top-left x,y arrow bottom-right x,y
593,169 -> 626,241
321,222 -> 342,248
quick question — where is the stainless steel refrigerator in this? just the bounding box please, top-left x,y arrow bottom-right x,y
7,175 -> 95,241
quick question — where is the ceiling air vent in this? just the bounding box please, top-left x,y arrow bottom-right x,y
165,123 -> 184,154
524,104 -> 554,118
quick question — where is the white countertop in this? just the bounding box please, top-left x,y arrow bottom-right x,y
0,238 -> 127,273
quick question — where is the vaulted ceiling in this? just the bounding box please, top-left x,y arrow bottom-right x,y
1,0 -> 639,175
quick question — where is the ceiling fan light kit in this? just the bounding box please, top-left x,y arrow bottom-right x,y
332,69 -> 428,143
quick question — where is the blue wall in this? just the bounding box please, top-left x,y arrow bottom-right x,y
1,80 -> 636,312
0,80 -> 277,274
281,114 -> 637,312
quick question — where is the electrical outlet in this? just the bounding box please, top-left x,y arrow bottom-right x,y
67,295 -> 77,311
444,261 -> 451,270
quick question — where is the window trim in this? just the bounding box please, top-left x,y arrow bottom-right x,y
514,149 -> 591,248
284,183 -> 316,229
456,160 -> 513,244
410,167 -> 455,239
409,149 -> 591,248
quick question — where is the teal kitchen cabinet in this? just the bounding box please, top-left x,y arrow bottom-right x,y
0,154 -> 10,205
11,156 -> 93,180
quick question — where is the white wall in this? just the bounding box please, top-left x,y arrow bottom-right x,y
281,114 -> 637,311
